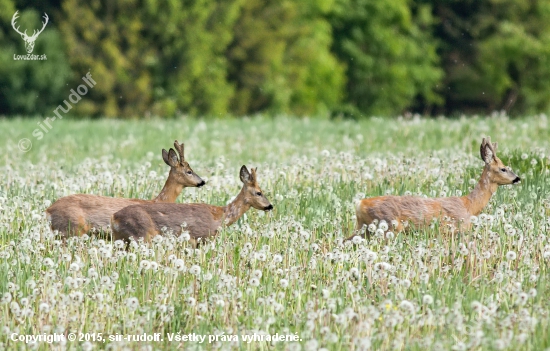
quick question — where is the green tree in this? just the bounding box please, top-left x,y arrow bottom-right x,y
329,0 -> 443,117
0,3 -> 72,116
426,0 -> 550,115
60,0 -> 241,117
226,0 -> 345,116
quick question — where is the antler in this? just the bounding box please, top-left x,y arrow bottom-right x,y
30,13 -> 49,39
11,11 -> 26,37
173,140 -> 185,164
11,11 -> 48,39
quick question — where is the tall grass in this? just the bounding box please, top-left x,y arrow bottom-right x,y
0,115 -> 549,350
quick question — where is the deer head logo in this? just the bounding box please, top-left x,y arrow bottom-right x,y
11,11 -> 49,54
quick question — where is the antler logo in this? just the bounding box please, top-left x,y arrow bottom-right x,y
11,11 -> 49,54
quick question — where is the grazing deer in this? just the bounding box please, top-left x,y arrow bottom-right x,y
111,165 -> 273,245
347,137 -> 520,240
46,141 -> 205,237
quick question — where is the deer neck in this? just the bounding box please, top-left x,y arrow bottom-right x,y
223,189 -> 251,226
464,166 -> 498,216
152,170 -> 183,203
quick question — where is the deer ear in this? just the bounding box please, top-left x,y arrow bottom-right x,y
480,141 -> 494,164
165,148 -> 179,167
162,149 -> 170,166
240,165 -> 251,184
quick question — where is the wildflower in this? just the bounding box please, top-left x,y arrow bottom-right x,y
43,258 -> 55,268
126,297 -> 139,311
255,251 -> 267,261
423,295 -> 434,305
69,262 -> 80,272
506,251 -> 517,261
249,278 -> 260,287
180,231 -> 191,242
252,270 -> 262,279
399,300 -> 415,314
197,303 -> 208,313
280,279 -> 289,288
70,291 -> 84,304
1,292 -> 12,304
305,339 -> 319,351
174,259 -> 185,271
139,260 -> 151,270
189,265 -> 201,276
352,235 -> 363,244
39,302 -> 50,313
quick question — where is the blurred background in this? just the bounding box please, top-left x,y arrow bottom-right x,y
1,0 -> 550,119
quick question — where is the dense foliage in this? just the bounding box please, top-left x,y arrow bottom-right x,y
1,0 -> 550,117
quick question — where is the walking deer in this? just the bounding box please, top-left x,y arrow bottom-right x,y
111,165 -> 273,245
347,137 -> 520,241
46,141 -> 205,237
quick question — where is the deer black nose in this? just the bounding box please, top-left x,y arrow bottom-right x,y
264,204 -> 273,211
197,180 -> 206,187
513,177 -> 521,184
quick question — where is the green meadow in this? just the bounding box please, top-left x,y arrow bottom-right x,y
0,115 -> 549,350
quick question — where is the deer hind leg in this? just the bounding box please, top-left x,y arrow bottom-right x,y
344,219 -> 370,242
62,210 -> 91,237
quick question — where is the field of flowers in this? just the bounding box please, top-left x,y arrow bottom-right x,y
0,115 -> 549,350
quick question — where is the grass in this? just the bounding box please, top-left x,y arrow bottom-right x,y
0,114 -> 549,350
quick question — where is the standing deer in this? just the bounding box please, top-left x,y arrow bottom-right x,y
46,141 -> 205,237
347,137 -> 521,240
111,166 -> 273,245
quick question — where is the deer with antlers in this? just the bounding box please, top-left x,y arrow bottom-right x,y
347,137 -> 521,240
46,141 -> 205,237
111,165 -> 273,245
11,11 -> 49,53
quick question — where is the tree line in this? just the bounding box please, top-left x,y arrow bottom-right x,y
1,0 -> 549,118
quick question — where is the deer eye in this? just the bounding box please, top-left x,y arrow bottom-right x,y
500,168 -> 507,172
256,192 -> 262,196
187,171 -> 193,175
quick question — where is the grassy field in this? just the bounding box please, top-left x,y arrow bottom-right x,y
0,115 -> 549,350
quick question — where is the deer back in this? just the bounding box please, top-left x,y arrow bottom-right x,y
46,194 -> 148,236
112,203 -> 224,242
356,195 -> 471,232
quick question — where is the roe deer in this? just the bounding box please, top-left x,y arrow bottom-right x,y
111,165 -> 273,245
46,141 -> 205,237
347,137 -> 520,240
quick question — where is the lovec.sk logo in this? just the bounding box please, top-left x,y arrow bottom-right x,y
12,10 -> 48,60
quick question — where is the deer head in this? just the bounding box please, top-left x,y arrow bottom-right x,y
480,136 -> 521,185
11,11 -> 49,54
162,140 -> 205,188
239,165 -> 273,211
